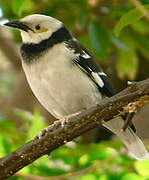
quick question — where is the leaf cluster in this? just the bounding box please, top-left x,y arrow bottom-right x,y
0,108 -> 149,179
1,0 -> 149,79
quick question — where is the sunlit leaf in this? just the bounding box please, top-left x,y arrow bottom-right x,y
135,160 -> 149,177
131,20 -> 148,35
88,21 -> 110,60
26,107 -> 46,141
78,174 -> 96,180
121,173 -> 145,180
78,154 -> 89,166
19,166 -> 31,175
97,174 -> 108,180
114,4 -> 149,37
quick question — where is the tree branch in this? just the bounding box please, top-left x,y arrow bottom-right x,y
0,78 -> 149,179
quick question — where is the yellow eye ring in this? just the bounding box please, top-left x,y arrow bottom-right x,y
34,25 -> 48,33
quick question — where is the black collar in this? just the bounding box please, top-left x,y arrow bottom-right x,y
21,25 -> 72,64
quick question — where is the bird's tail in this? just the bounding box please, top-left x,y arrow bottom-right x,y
103,117 -> 149,161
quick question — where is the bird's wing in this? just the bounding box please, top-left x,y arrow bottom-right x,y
65,38 -> 136,132
65,40 -> 149,160
65,39 -> 115,97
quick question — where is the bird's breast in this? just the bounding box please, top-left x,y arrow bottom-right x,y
22,43 -> 101,119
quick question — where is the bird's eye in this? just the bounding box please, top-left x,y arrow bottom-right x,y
35,25 -> 41,30
34,25 -> 48,33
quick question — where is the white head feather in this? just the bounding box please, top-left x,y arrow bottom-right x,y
19,14 -> 63,44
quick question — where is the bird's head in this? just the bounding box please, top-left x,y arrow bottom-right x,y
4,14 -> 63,44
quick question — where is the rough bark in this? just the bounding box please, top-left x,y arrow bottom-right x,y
0,78 -> 149,179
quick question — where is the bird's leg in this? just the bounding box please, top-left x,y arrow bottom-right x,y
121,112 -> 135,131
34,109 -> 85,140
34,127 -> 50,140
61,109 -> 85,127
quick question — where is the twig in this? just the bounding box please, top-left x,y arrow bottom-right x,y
0,78 -> 149,179
129,0 -> 149,22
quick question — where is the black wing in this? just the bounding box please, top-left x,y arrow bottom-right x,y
65,39 -> 115,97
65,39 -> 136,132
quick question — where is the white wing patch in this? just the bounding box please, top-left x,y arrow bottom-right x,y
98,72 -> 107,76
81,50 -> 91,59
91,72 -> 104,87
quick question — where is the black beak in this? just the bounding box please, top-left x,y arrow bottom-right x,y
4,21 -> 31,32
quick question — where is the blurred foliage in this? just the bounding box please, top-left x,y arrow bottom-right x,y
114,4 -> 149,37
0,109 -> 149,180
0,0 -> 149,179
0,71 -> 16,96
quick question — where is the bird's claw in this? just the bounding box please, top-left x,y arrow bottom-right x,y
34,127 -> 49,140
61,116 -> 69,127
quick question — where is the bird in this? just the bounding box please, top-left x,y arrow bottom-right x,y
4,14 -> 149,160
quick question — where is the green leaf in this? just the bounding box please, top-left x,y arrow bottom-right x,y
19,166 -> 31,175
120,173 -> 145,180
26,107 -> 46,141
78,174 -> 96,180
117,33 -> 138,80
88,21 -> 110,60
12,0 -> 29,15
0,134 -> 12,156
133,35 -> 149,59
78,154 -> 89,166
1,137 -> 12,154
131,20 -> 148,35
114,4 -> 149,37
135,160 -> 149,177
97,174 -> 108,180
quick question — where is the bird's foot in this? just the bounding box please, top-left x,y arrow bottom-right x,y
61,110 -> 85,127
34,126 -> 50,140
